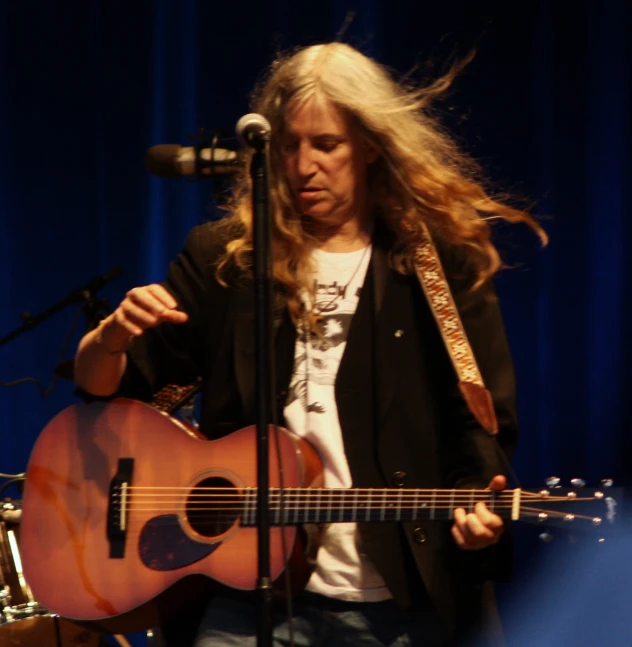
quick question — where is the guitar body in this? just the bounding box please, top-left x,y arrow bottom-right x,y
20,399 -> 323,623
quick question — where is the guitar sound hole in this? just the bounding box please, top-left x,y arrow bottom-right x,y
185,476 -> 241,538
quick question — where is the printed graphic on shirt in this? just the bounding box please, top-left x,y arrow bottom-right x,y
286,292 -> 358,413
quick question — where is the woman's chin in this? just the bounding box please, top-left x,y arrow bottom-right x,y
298,199 -> 329,217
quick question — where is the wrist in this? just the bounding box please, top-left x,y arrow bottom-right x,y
95,316 -> 134,355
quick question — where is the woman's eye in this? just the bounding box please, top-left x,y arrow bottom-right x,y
281,141 -> 298,153
317,140 -> 339,152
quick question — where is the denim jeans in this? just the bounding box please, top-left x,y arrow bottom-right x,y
192,591 -> 444,647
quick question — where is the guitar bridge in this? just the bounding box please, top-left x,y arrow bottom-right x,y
107,458 -> 134,558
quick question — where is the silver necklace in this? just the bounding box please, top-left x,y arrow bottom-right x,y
309,244 -> 372,316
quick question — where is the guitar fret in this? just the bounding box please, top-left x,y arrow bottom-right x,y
353,489 -> 359,523
243,488 -> 251,525
316,488 -> 322,524
449,490 -> 455,520
339,491 -> 345,522
257,488 -> 262,526
430,490 -> 436,520
274,489 -> 280,526
490,491 -> 496,514
413,490 -> 418,521
293,489 -> 300,525
396,489 -> 403,521
327,489 -> 333,523
366,490 -> 372,522
304,489 -> 310,523
381,490 -> 387,522
469,489 -> 475,514
241,488 -> 247,525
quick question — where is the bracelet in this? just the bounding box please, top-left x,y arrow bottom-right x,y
95,317 -> 134,355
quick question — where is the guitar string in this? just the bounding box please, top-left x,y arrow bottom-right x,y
113,494 -> 603,508
119,508 -> 594,526
117,501 -> 601,512
116,515 -> 600,539
115,505 -> 602,533
120,506 -> 598,519
120,506 -> 595,514
118,500 -> 599,510
121,497 -> 523,504
121,486 -> 587,498
121,488 -> 595,502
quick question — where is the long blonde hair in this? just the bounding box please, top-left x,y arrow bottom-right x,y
216,43 -> 546,323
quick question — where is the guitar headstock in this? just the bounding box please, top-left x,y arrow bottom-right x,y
520,478 -> 622,542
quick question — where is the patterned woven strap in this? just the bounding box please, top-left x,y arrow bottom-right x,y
409,223 -> 498,436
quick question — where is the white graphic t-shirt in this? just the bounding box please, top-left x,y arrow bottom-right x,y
283,245 -> 392,602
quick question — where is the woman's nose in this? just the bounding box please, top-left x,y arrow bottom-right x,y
297,146 -> 317,177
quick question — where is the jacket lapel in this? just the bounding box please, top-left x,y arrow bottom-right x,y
373,265 -> 410,429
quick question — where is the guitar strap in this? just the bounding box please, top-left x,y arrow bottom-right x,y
408,222 -> 498,436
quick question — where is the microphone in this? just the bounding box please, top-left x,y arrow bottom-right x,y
236,113 -> 271,149
145,144 -> 240,178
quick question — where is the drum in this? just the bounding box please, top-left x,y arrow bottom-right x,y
0,501 -> 99,646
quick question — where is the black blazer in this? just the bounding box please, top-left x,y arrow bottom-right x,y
121,220 -> 518,644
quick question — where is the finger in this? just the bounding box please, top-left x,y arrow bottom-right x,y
112,309 -> 144,337
453,507 -> 481,538
474,502 -> 504,534
463,513 -> 496,542
453,508 -> 468,541
127,286 -> 174,317
487,474 -> 507,491
452,521 -> 488,551
119,300 -> 160,330
141,286 -> 188,324
453,507 -> 467,528
159,309 -> 189,324
145,284 -> 180,310
453,508 -> 488,546
451,523 -> 468,549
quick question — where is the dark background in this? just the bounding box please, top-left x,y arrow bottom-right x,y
0,1 -> 630,645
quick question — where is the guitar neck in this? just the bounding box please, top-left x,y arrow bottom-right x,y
240,487 -> 522,526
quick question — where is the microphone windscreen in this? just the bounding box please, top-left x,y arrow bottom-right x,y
235,113 -> 271,148
145,145 -> 183,178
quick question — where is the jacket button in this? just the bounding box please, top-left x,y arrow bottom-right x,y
391,471 -> 406,487
412,527 -> 427,544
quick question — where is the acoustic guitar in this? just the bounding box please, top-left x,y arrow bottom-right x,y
19,399 -> 619,629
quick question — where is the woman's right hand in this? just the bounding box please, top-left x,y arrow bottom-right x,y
100,284 -> 189,352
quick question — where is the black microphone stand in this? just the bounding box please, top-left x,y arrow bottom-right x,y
240,120 -> 275,647
0,268 -> 122,349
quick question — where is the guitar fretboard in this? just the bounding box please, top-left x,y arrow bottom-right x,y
239,488 -> 521,526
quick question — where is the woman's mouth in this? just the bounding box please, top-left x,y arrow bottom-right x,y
298,187 -> 323,199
